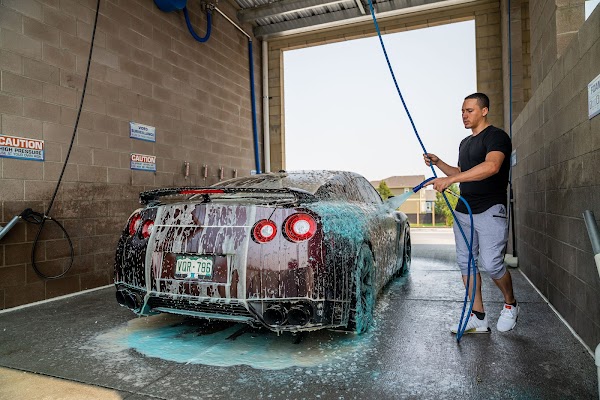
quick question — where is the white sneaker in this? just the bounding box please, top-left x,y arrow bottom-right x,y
497,303 -> 519,332
451,313 -> 490,334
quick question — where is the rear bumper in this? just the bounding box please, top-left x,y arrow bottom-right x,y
114,283 -> 347,332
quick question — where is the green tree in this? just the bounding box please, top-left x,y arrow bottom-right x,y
376,181 -> 393,200
434,183 -> 460,226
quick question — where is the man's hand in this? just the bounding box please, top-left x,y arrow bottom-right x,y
426,177 -> 455,192
423,153 -> 439,167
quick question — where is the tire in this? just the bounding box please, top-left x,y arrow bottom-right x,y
399,226 -> 411,276
346,244 -> 375,334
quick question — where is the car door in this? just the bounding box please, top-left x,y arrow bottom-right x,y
350,176 -> 401,291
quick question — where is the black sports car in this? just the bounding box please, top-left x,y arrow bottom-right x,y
114,171 -> 410,333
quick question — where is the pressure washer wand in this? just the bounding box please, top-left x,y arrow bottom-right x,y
0,215 -> 20,241
443,188 -> 461,199
412,177 -> 436,193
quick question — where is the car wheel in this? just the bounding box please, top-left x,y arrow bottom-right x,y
347,244 -> 375,334
399,227 -> 411,276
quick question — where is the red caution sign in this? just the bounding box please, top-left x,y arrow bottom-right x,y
130,153 -> 156,171
0,135 -> 45,161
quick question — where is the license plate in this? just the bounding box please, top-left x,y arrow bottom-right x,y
175,255 -> 214,279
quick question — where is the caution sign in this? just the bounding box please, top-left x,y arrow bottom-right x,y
0,135 -> 45,161
130,153 -> 156,171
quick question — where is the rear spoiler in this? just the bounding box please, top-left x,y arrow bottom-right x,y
139,187 -> 318,205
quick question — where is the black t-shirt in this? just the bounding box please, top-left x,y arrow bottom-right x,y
455,125 -> 512,214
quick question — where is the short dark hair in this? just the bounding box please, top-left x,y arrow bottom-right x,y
465,92 -> 490,110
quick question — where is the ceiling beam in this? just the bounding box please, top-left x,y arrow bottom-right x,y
238,0 -> 348,23
254,0 -> 481,39
355,0 -> 366,15
255,8 -> 364,37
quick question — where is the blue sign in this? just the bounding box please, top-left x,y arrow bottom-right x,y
130,122 -> 156,142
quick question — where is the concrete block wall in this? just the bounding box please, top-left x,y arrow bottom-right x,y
501,0 -> 532,133
0,0 -> 261,309
511,4 -> 600,348
267,0 -> 505,172
528,0 -> 585,92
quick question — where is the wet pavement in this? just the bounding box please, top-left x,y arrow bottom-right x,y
0,228 -> 597,399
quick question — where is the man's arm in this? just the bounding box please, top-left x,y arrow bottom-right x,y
427,151 -> 505,192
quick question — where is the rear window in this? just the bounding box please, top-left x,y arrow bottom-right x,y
214,172 -> 336,194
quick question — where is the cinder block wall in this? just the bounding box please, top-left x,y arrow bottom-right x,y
511,3 -> 600,348
267,0 -> 505,172
0,0 -> 261,308
528,0 -> 586,92
501,0 -> 531,134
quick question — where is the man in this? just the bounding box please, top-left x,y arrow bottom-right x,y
424,92 -> 518,334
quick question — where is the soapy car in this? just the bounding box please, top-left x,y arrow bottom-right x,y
114,171 -> 410,333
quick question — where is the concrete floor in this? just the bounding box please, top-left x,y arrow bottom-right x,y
0,228 -> 597,399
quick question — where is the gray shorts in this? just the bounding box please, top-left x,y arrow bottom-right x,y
453,203 -> 509,280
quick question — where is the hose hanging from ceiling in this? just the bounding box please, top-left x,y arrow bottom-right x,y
365,0 -> 477,341
155,1 -> 262,174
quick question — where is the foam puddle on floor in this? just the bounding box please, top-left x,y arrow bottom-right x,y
92,278 -> 405,370
94,312 -> 381,370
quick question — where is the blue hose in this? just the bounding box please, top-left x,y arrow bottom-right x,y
183,7 -> 211,42
366,0 -> 477,341
444,192 -> 477,341
248,41 -> 261,174
159,1 -> 261,174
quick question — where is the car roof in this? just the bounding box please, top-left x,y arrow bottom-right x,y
214,170 -> 361,195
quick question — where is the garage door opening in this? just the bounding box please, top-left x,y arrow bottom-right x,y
283,20 -> 476,183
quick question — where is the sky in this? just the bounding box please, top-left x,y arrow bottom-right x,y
586,0 -> 600,19
283,3 -> 600,182
283,20 -> 477,182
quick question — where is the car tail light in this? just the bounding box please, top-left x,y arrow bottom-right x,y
128,213 -> 142,236
140,219 -> 154,239
284,213 -> 317,242
252,219 -> 277,243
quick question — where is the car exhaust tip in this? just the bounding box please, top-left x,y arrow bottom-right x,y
123,291 -> 142,311
115,290 -> 127,307
263,305 -> 287,326
287,303 -> 312,326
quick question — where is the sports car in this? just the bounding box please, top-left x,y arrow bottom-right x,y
114,170 -> 411,333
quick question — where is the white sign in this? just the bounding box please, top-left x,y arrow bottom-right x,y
130,153 -> 156,171
589,72 -> 600,119
510,149 -> 517,167
0,135 -> 44,161
130,122 -> 156,142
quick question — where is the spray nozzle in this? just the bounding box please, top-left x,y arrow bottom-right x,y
0,215 -> 21,241
412,177 -> 435,193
